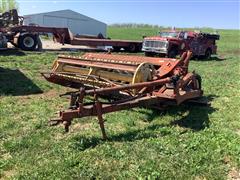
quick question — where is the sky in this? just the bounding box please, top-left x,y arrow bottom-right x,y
16,0 -> 240,29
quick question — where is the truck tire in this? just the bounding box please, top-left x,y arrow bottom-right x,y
18,34 -> 38,51
204,49 -> 212,60
168,49 -> 177,58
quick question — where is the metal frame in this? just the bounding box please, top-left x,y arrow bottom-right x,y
0,25 -> 142,52
46,51 -> 203,139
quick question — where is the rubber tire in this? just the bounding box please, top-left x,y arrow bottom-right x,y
127,44 -> 136,52
18,34 -> 38,51
195,74 -> 202,90
168,49 -> 177,58
204,49 -> 212,60
186,74 -> 202,90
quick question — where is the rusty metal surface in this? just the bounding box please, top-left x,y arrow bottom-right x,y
1,26 -> 142,51
142,30 -> 220,57
82,53 -> 177,65
45,51 -> 203,139
1,9 -> 141,52
54,57 -> 138,72
71,37 -> 142,47
43,52 -> 192,89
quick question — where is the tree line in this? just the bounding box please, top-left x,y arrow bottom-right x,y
109,23 -> 170,29
0,0 -> 18,13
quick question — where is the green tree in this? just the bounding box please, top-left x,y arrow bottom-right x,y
0,0 -> 18,13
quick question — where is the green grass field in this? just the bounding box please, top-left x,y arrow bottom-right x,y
0,27 -> 240,179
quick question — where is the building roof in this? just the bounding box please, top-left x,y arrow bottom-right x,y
24,9 -> 106,25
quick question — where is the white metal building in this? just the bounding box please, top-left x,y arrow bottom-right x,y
24,10 -> 107,37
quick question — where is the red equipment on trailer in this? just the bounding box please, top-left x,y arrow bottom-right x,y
0,9 -> 142,52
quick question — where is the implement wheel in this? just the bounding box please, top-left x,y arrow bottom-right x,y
195,74 -> 202,90
184,73 -> 202,91
189,74 -> 202,90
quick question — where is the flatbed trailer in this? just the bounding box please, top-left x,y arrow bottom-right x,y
70,37 -> 142,52
1,25 -> 142,52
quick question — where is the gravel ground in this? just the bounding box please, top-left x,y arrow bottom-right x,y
41,39 -> 101,51
7,39 -> 106,52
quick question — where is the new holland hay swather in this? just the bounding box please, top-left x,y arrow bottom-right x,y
42,51 -> 203,139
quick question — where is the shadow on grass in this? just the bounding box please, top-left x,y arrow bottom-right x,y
135,95 -> 217,131
208,56 -> 227,61
191,56 -> 226,61
70,123 -> 170,151
192,56 -> 227,61
169,96 -> 217,131
0,49 -> 26,56
70,95 -> 217,151
0,67 -> 43,96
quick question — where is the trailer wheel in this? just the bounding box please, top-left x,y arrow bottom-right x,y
127,44 -> 137,52
18,34 -> 38,51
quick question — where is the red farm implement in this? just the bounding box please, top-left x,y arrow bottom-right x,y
42,51 -> 203,139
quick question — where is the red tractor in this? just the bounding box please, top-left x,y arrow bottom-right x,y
142,30 -> 220,59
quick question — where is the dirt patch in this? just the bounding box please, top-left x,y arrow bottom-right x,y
11,89 -> 65,107
40,89 -> 60,98
18,89 -> 65,101
231,49 -> 240,56
42,40 -> 102,52
220,49 -> 240,57
195,176 -> 207,180
236,130 -> 240,136
228,167 -> 240,180
0,169 -> 17,180
1,153 -> 12,161
224,155 -> 240,180
54,131 -> 66,141
72,123 -> 93,131
53,123 -> 94,140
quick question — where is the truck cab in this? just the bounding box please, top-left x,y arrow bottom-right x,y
142,30 -> 220,59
